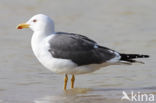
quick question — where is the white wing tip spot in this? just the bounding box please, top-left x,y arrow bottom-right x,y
94,44 -> 98,48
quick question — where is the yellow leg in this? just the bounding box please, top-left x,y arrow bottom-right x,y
64,74 -> 68,90
71,74 -> 75,88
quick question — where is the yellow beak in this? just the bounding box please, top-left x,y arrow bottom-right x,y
16,23 -> 30,29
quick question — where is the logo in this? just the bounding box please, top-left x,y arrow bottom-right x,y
121,91 -> 155,102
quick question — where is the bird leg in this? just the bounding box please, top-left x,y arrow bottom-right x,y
64,74 -> 68,90
71,74 -> 75,88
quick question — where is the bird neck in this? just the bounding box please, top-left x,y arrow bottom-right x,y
31,31 -> 55,58
32,31 -> 55,43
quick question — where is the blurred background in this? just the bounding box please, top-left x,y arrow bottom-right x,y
0,0 -> 156,103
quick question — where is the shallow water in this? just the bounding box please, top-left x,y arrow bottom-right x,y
0,0 -> 156,103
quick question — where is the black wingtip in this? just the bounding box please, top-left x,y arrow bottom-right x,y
142,55 -> 150,58
120,53 -> 149,63
133,54 -> 150,58
120,53 -> 150,61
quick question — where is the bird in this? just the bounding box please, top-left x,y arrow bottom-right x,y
17,14 -> 149,90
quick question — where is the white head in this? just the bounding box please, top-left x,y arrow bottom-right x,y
17,14 -> 55,35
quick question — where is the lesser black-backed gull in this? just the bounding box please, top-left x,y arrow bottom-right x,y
17,14 -> 149,90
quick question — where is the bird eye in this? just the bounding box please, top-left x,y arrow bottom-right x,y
33,19 -> 37,22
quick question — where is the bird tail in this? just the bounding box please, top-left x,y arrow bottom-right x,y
120,53 -> 149,64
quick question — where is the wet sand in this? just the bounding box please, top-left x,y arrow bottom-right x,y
0,0 -> 156,103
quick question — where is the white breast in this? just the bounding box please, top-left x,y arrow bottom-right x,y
31,33 -> 77,74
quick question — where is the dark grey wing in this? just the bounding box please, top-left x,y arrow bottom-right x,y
56,32 -> 97,44
48,32 -> 117,66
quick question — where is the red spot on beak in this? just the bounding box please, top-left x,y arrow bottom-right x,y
17,26 -> 23,29
16,23 -> 29,29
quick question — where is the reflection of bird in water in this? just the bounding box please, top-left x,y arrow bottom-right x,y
34,88 -> 91,103
17,14 -> 149,90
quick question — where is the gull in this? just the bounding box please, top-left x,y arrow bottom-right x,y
17,14 -> 149,90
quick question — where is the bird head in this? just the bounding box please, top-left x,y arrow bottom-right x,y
17,14 -> 55,34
